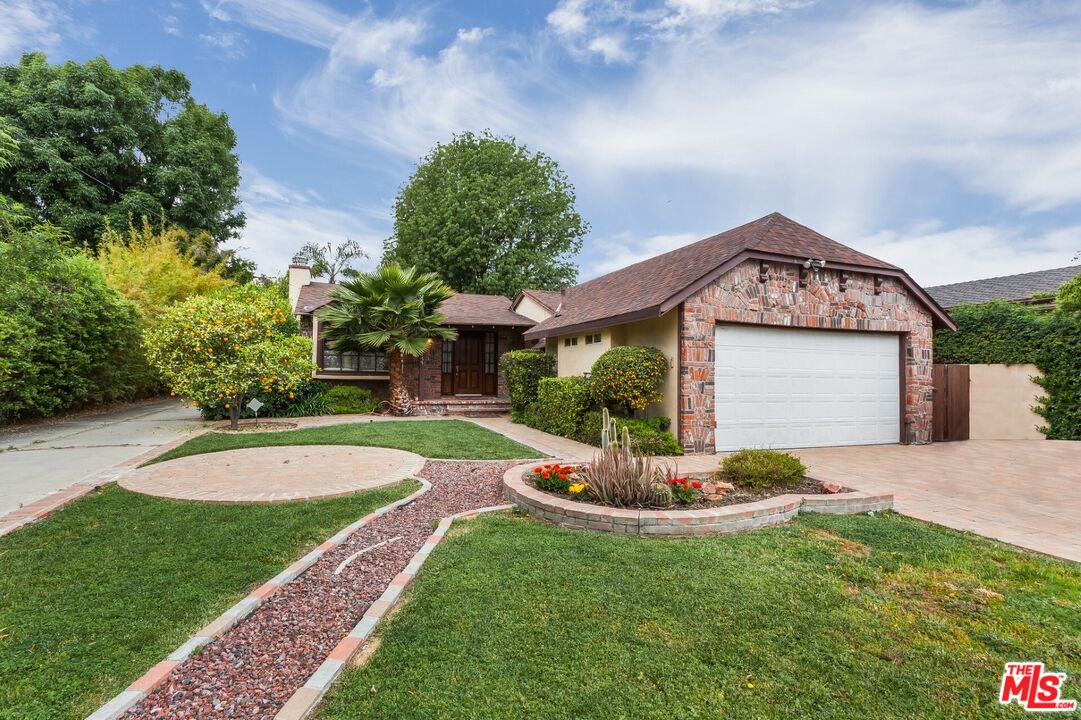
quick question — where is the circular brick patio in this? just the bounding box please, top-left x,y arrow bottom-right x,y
119,445 -> 424,503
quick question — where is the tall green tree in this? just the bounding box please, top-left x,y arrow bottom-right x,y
0,52 -> 244,251
319,263 -> 457,415
384,131 -> 587,298
298,238 -> 368,282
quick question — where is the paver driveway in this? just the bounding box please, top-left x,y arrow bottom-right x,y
793,440 -> 1080,563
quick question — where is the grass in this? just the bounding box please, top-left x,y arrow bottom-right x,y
318,512 -> 1081,720
151,419 -> 542,464
0,481 -> 418,720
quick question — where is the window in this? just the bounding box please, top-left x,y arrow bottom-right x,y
484,332 -> 497,374
442,340 -> 455,374
585,333 -> 602,345
321,346 -> 388,373
563,336 -> 578,347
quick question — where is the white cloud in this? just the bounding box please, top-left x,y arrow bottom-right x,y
585,230 -> 703,277
230,165 -> 384,274
653,0 -> 810,32
199,30 -> 246,58
163,15 -> 182,37
859,223 -> 1081,287
587,34 -> 633,64
200,0 -> 345,47
548,0 -> 591,36
0,0 -> 69,60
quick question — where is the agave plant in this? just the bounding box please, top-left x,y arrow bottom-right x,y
578,425 -> 671,507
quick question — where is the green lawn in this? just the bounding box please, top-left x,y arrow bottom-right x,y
151,419 -> 542,464
0,481 -> 418,720
318,512 -> 1081,720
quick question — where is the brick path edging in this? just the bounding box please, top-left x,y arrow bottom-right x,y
502,463 -> 893,536
0,430 -> 207,538
272,503 -> 514,720
84,478 -> 432,720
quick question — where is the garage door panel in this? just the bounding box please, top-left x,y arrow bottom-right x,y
714,325 -> 900,451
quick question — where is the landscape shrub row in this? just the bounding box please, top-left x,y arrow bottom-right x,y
503,346 -> 682,455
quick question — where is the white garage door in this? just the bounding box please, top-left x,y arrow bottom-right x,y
713,324 -> 900,451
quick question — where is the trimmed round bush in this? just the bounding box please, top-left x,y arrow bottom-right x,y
589,346 -> 668,413
715,449 -> 806,491
325,384 -> 379,414
501,349 -> 556,414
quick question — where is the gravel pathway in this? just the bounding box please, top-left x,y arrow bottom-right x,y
125,460 -> 511,719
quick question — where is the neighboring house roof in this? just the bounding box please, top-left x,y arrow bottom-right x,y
513,289 -> 565,313
294,283 -> 533,327
925,265 -> 1081,308
524,212 -> 953,340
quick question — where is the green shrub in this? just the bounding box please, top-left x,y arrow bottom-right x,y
577,412 -> 683,456
534,376 -> 589,437
0,228 -> 156,421
501,350 -> 555,413
589,346 -> 668,413
325,384 -> 379,415
715,449 -> 806,492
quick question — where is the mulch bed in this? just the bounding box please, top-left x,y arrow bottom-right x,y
124,460 -> 510,720
527,476 -> 835,511
210,421 -> 299,434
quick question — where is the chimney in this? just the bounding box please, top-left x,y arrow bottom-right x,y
555,287 -> 566,315
288,253 -> 311,313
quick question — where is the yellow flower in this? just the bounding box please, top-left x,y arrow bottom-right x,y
568,483 -> 587,494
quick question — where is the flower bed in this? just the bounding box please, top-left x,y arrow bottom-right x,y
523,463 -> 832,510
505,463 -> 893,537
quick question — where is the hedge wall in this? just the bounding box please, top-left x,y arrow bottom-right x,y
933,300 -> 1080,439
501,349 -> 555,414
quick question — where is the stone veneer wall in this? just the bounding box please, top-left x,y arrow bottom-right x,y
679,260 -> 934,453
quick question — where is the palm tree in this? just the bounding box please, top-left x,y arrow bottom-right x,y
318,263 -> 457,415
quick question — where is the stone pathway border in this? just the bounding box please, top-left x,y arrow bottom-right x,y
503,463 -> 894,536
274,503 -> 514,720
84,479 -> 431,720
0,431 -> 204,538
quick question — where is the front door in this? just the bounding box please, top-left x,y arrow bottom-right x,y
455,332 -> 484,394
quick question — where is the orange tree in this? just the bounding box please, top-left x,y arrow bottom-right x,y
144,285 -> 315,429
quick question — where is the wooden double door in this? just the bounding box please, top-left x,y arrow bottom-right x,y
443,331 -> 498,395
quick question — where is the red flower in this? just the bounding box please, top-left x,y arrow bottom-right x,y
533,466 -> 542,473
692,481 -> 702,489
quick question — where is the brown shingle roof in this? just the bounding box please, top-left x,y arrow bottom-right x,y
524,212 -> 951,339
295,284 -> 533,327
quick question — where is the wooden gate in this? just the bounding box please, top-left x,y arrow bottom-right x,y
932,364 -> 970,441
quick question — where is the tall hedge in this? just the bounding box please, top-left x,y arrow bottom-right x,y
933,300 -> 1080,439
534,376 -> 590,437
501,349 -> 555,413
0,228 -> 155,420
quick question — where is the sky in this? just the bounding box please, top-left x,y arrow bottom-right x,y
2,0 -> 1080,288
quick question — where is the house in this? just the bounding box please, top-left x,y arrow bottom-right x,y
925,265 -> 1081,309
289,212 -> 954,453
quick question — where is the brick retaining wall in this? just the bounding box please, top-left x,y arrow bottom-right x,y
503,464 -> 893,537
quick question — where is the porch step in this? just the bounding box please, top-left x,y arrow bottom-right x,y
414,398 -> 510,418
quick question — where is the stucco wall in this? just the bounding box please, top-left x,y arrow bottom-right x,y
680,260 -> 934,453
969,364 -> 1044,440
554,327 -> 615,376
513,295 -> 554,324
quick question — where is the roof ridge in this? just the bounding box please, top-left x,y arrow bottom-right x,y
926,264 -> 1081,289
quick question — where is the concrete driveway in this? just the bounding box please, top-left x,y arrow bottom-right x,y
0,399 -> 202,516
793,440 -> 1081,563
